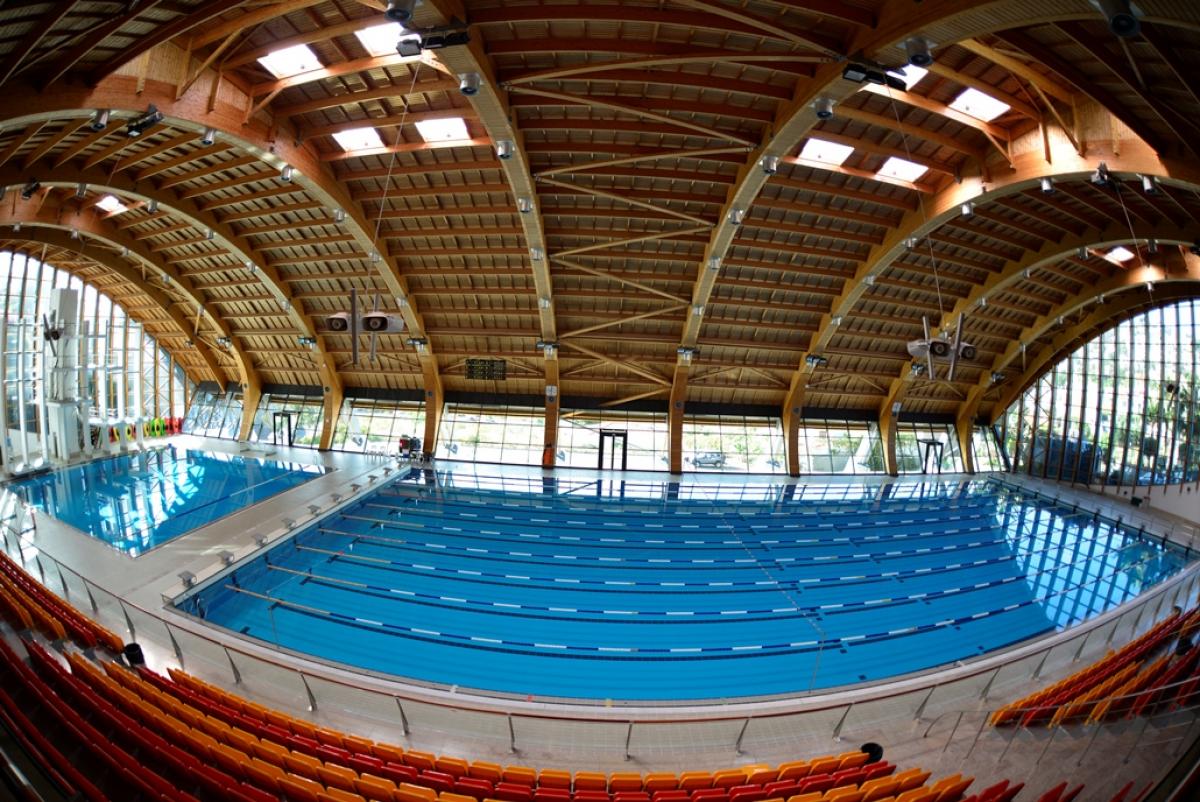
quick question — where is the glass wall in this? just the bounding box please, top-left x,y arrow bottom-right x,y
895,422 -> 964,474
182,388 -> 243,439
333,397 -> 425,454
439,403 -> 544,465
1,250 -> 192,466
1000,299 -> 1199,487
681,415 -> 785,473
971,425 -> 1006,472
796,419 -> 884,474
559,409 -> 669,470
249,392 -> 324,448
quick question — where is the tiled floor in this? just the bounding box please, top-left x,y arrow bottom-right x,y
2,438 -> 1197,800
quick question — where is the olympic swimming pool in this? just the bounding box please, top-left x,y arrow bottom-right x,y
4,447 -> 326,556
177,472 -> 1192,701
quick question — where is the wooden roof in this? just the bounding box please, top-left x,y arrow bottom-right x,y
0,0 -> 1197,427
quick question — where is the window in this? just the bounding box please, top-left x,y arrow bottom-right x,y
971,425 -> 1005,472
439,404 -> 542,466
257,44 -> 321,78
249,392 -> 325,448
796,419 -> 884,474
332,127 -> 384,152
682,415 -> 785,473
876,156 -> 928,183
182,387 -> 243,439
948,87 -> 1011,122
895,422 -> 964,473
798,138 -> 855,166
333,396 -> 425,454
355,22 -> 405,57
1000,300 -> 1200,487
559,409 -> 669,470
0,250 -> 193,468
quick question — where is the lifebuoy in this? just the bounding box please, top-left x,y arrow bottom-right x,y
152,418 -> 165,437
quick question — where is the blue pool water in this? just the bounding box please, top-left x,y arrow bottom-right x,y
178,472 -> 1191,701
5,447 -> 326,556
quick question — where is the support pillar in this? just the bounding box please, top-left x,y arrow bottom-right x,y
318,382 -> 342,451
543,352 -> 559,468
668,362 -> 689,474
420,355 -> 443,459
879,404 -> 899,477
957,387 -> 985,475
236,379 -> 261,442
782,372 -> 806,477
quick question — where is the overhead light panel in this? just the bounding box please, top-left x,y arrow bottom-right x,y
949,88 -> 1011,122
258,44 -> 321,78
95,194 -> 127,214
1106,245 -> 1135,263
332,127 -> 384,151
877,156 -> 928,183
356,22 -> 406,57
798,137 -> 854,166
414,116 -> 470,143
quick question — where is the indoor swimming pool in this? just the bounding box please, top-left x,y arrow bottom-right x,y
3,447 -> 326,556
176,472 -> 1192,701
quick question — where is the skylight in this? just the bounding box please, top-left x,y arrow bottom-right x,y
949,87 -> 1011,122
1106,246 -> 1136,263
798,138 -> 855,166
876,156 -> 928,183
355,22 -> 404,57
332,127 -> 385,151
414,117 -> 471,143
95,194 -> 127,214
257,44 -> 321,79
890,64 -> 928,90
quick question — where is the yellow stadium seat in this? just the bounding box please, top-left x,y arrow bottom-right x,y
786,793 -> 823,802
503,766 -> 538,786
644,773 -> 678,792
610,773 -> 644,792
679,772 -> 713,791
436,757 -> 470,778
469,763 -> 504,784
319,763 -> 361,792
861,779 -> 898,802
320,789 -> 368,802
396,782 -> 438,802
406,751 -> 437,771
356,774 -> 398,801
808,757 -> 840,777
823,788 -> 864,802
575,772 -> 609,791
712,769 -> 745,789
837,752 -> 869,771
538,770 -> 572,789
776,762 -> 810,782
285,751 -> 324,780
374,743 -> 407,765
281,773 -> 326,802
892,769 -> 931,793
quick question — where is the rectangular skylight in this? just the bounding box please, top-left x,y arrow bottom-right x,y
1106,245 -> 1136,263
949,87 -> 1011,122
877,156 -> 928,183
355,22 -> 404,57
95,194 -> 127,214
414,117 -> 470,143
890,65 -> 928,90
798,137 -> 855,166
332,127 -> 385,151
257,43 -> 322,78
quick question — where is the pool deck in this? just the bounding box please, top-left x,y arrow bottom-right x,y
2,437 -> 1198,801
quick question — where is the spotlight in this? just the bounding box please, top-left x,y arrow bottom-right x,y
760,154 -> 780,175
216,336 -> 231,349
517,196 -> 533,214
538,296 -> 551,309
529,246 -> 544,261
1095,0 -> 1140,38
676,347 -> 697,365
200,127 -> 216,146
1040,177 -> 1054,194
90,109 -> 110,132
990,372 -> 1005,384
147,198 -> 158,214
280,165 -> 295,183
830,315 -> 843,327
126,104 -> 162,137
20,180 -> 39,200
1077,246 -> 1089,260
75,183 -> 87,200
496,139 -> 514,159
333,209 -> 345,223
813,97 -> 836,119
904,237 -> 920,249
459,73 -> 481,96
960,201 -> 974,217
1148,238 -> 1159,254
805,354 -> 828,368
204,228 -> 214,241
728,207 -> 746,226
1190,241 -> 1200,256
385,0 -> 417,23
707,256 -> 721,271
692,304 -> 705,316
397,38 -> 422,58
904,37 -> 933,67
842,63 -> 870,83
1091,162 -> 1111,186
297,336 -> 316,349
1141,174 -> 1157,194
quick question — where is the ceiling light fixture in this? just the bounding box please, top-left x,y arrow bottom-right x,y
1095,0 -> 1141,38
1040,177 -> 1055,194
200,127 -> 216,146
385,0 -> 416,22
760,154 -> 780,175
960,201 -> 975,217
728,207 -> 746,226
812,97 -> 836,119
20,180 -> 39,200
517,196 -> 533,213
904,37 -> 934,67
125,104 -> 162,137
90,109 -> 110,132
495,139 -> 514,159
280,165 -> 295,183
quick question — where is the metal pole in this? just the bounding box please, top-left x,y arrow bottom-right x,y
224,646 -> 242,685
734,717 -> 750,755
117,599 -> 136,641
832,702 -> 854,741
943,711 -> 965,755
300,672 -> 318,713
624,721 -> 633,761
165,623 -> 185,668
507,713 -> 517,754
913,684 -> 938,721
54,564 -> 69,601
964,713 -> 989,762
1030,649 -> 1051,681
1123,717 -> 1152,764
394,698 -> 410,736
1077,722 -> 1104,767
1035,722 -> 1059,765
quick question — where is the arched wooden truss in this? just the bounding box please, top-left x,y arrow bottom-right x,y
0,0 -> 1197,467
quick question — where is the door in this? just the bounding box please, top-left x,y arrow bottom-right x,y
598,429 -> 628,471
272,412 -> 294,446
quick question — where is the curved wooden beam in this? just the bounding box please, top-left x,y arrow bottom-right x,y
0,226 -> 225,386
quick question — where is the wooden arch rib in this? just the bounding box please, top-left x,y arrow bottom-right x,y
0,196 -> 251,386
0,227 -> 226,386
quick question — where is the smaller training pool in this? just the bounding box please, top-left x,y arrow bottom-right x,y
3,447 -> 327,555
